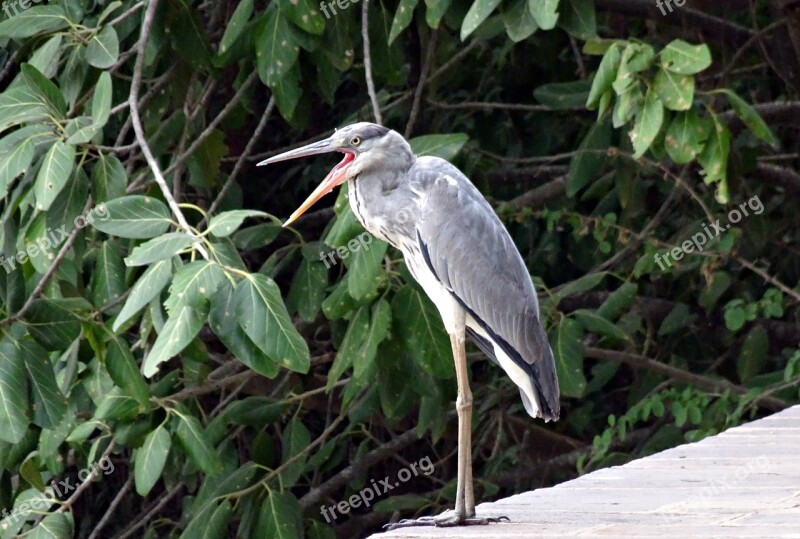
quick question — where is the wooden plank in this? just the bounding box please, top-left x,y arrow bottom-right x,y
376,405 -> 800,538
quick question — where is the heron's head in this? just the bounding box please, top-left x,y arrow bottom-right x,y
258,122 -> 411,226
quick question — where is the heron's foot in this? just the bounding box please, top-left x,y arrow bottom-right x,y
383,512 -> 509,530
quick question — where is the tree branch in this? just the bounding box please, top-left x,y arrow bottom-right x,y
584,347 -> 789,412
127,0 -> 208,259
362,0 -> 382,125
595,0 -> 754,48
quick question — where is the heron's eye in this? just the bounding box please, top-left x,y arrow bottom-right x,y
350,136 -> 361,146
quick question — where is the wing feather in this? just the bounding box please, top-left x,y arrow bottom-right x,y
409,157 -> 560,420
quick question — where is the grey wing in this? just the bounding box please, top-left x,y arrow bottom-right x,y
409,157 -> 560,420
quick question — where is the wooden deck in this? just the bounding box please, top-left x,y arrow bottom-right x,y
376,405 -> 800,538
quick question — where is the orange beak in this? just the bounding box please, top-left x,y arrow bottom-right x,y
257,138 -> 356,227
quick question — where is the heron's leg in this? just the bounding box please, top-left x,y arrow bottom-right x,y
383,318 -> 509,530
451,331 -> 474,520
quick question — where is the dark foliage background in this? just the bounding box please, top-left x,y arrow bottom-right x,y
1,0 -> 799,537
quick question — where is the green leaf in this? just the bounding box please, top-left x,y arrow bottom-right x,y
106,335 -> 150,406
460,0 -> 502,40
21,63 -> 66,117
354,299 -> 392,380
327,306 -> 368,389
134,426 -> 171,496
207,210 -> 269,237
91,242 -> 125,308
348,236 -> 388,300
165,261 -> 226,314
501,0 -> 538,42
0,86 -> 50,133
587,43 -> 620,109
534,80 -> 591,110
572,309 -> 629,341
550,317 -> 586,398
91,153 -> 127,203
143,303 -> 208,378
630,87 -> 664,158
27,512 -> 73,539
559,0 -> 596,40
125,233 -> 197,267
0,6 -> 70,39
425,0 -> 452,28
653,69 -> 693,112
658,303 -> 697,336
210,281 -> 279,379
91,71 -> 112,128
219,0 -> 253,53
93,195 -> 173,239
528,0 -> 559,30
272,63 -> 303,121
665,109 -> 708,164
34,140 -> 76,211
113,259 -> 174,331
388,0 -> 420,44
23,298 -> 87,350
0,130 -> 36,198
736,325 -> 768,384
554,272 -> 607,301
280,0 -> 325,35
287,257 -> 328,323
95,388 -> 141,421
18,337 -> 66,428
720,89 -> 779,147
0,330 -> 30,443
86,26 -> 120,69
256,10 -> 299,86
597,282 -> 637,320
255,490 -> 303,539
392,286 -> 453,378
234,274 -> 310,373
280,417 -> 310,487
567,118 -> 611,196
660,39 -> 712,75
175,411 -> 224,475
409,133 -> 469,161
697,113 -> 731,188
65,116 -> 99,144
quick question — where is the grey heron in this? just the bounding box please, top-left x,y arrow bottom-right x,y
259,122 -> 560,528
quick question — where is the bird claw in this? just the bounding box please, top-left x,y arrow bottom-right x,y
383,513 -> 510,530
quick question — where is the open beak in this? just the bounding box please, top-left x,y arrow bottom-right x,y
257,137 -> 355,227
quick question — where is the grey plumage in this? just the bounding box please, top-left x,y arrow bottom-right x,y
259,122 -> 560,526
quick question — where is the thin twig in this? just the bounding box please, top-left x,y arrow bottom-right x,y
733,255 -> 800,303
106,1 -> 145,27
299,429 -> 420,509
87,474 -> 133,539
0,200 -> 92,326
362,0 -> 382,125
405,29 -> 438,139
584,347 -> 788,411
127,0 -> 208,259
202,96 -> 276,225
162,72 -> 258,180
56,441 -> 116,514
112,482 -> 185,539
428,98 -> 553,112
